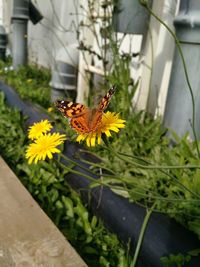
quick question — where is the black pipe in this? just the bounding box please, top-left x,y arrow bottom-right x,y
0,81 -> 200,267
0,26 -> 7,61
29,1 -> 43,25
0,81 -> 50,124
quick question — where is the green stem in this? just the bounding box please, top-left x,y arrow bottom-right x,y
122,158 -> 200,170
55,158 -> 97,183
131,202 -> 156,267
117,152 -> 200,197
80,158 -> 117,175
140,0 -> 200,158
80,152 -> 200,195
112,185 -> 200,203
103,145 -> 200,199
60,153 -> 99,177
56,156 -> 116,189
102,146 -> 200,170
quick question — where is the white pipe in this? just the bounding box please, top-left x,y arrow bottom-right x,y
147,0 -> 179,117
0,0 -> 3,25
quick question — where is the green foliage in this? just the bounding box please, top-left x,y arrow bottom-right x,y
78,0 -> 138,117
92,114 -> 200,239
0,92 -> 27,166
0,91 -> 130,267
161,253 -> 191,267
1,59 -> 200,264
1,0 -> 200,261
106,44 -> 139,117
161,249 -> 200,267
0,62 -> 51,108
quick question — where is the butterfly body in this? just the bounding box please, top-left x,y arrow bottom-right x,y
55,86 -> 116,134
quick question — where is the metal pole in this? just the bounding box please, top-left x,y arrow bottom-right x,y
11,0 -> 29,69
163,0 -> 200,139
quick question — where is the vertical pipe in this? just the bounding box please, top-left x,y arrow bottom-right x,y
0,25 -> 7,61
12,19 -> 28,67
147,0 -> 178,117
113,0 -> 151,35
163,0 -> 200,139
11,0 -> 29,69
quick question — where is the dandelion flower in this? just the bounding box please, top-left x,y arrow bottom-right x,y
47,107 -> 54,113
101,111 -> 126,135
76,111 -> 125,147
28,119 -> 52,140
26,133 -> 66,164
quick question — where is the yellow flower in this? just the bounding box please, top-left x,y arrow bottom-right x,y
28,119 -> 52,140
76,111 -> 125,147
47,107 -> 54,113
25,133 -> 66,164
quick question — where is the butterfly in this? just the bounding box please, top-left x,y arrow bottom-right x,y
55,85 -> 116,134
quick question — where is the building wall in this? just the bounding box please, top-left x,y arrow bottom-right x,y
28,0 -> 80,67
1,0 -> 179,117
2,0 -> 80,67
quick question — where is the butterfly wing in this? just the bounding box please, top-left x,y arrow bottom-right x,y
55,85 -> 116,134
55,100 -> 92,133
55,100 -> 87,118
70,111 -> 92,133
98,85 -> 116,111
86,85 -> 116,132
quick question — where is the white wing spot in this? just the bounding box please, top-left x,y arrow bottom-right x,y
68,102 -> 73,107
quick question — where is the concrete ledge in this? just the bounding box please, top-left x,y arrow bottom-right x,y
0,156 -> 87,267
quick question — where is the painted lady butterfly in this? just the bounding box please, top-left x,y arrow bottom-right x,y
55,85 -> 116,134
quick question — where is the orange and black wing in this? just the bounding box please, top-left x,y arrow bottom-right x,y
70,112 -> 91,133
55,100 -> 91,133
98,85 -> 116,111
55,100 -> 87,118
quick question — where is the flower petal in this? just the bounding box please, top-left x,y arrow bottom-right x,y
90,134 -> 96,147
104,130 -> 111,137
28,120 -> 53,140
75,111 -> 126,147
26,132 -> 66,164
108,126 -> 120,133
